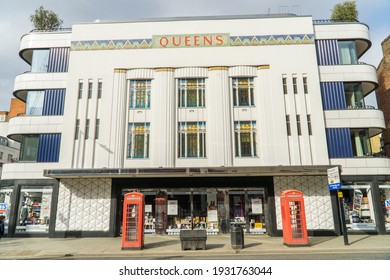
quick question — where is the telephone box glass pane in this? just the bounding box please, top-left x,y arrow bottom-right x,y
125,204 -> 138,241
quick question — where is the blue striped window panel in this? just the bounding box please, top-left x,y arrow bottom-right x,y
320,82 -> 346,110
26,89 -> 65,116
37,134 -> 61,162
48,47 -> 70,72
315,40 -> 340,65
325,128 -> 353,158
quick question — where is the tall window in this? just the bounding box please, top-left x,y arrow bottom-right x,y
78,81 -> 83,99
178,122 -> 206,158
88,81 -> 93,99
85,119 -> 90,139
20,135 -> 39,162
178,78 -> 205,108
233,77 -> 254,106
338,41 -> 357,64
307,114 -> 312,135
345,82 -> 365,109
296,115 -> 302,136
26,91 -> 44,115
31,49 -> 49,72
98,80 -> 102,99
350,128 -> 372,157
75,119 -> 80,140
234,121 -> 257,157
130,80 -> 151,108
95,119 -> 100,139
286,115 -> 291,136
303,76 -> 308,94
292,76 -> 298,94
128,123 -> 150,158
282,76 -> 288,95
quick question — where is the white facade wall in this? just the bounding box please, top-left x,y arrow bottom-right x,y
58,15 -> 329,172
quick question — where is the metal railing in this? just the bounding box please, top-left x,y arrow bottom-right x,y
30,27 -> 72,33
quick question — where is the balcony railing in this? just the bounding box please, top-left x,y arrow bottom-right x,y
30,27 -> 72,33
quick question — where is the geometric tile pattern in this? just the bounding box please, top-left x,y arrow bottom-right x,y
274,176 -> 335,230
71,34 -> 314,51
55,178 -> 111,232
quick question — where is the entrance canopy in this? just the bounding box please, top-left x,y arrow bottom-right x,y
44,166 -> 332,179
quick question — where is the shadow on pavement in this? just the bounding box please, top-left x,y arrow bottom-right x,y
308,236 -> 338,246
348,235 -> 371,245
144,239 -> 179,249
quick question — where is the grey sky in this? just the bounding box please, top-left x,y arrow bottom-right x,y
0,0 -> 389,111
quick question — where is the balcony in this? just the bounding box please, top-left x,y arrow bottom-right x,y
20,30 -> 71,65
331,157 -> 390,176
7,115 -> 64,142
319,63 -> 378,95
13,72 -> 67,101
325,108 -> 385,136
313,21 -> 371,58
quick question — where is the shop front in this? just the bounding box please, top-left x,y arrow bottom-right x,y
114,176 -> 272,236
0,180 -> 57,237
119,187 -> 267,235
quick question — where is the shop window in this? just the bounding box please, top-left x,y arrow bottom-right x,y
127,123 -> 150,159
232,77 -> 254,106
178,78 -> 205,108
248,190 -> 266,233
379,185 -> 390,231
350,129 -> 372,157
0,187 -> 13,235
338,40 -> 358,65
234,121 -> 257,157
178,122 -> 206,158
15,186 -> 53,233
31,49 -> 49,72
166,192 -> 192,233
340,186 -> 376,231
130,80 -> 151,109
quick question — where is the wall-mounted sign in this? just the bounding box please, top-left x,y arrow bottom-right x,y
152,33 -> 230,49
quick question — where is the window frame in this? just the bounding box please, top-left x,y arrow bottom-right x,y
127,123 -> 150,159
232,77 -> 255,107
234,121 -> 257,157
178,122 -> 206,158
129,80 -> 151,109
178,78 -> 206,108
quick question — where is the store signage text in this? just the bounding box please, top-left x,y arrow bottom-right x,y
152,33 -> 230,48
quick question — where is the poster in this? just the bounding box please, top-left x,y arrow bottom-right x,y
207,210 -> 218,222
145,204 -> 152,213
251,198 -> 263,214
167,200 -> 178,215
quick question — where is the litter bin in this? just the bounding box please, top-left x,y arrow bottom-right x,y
231,224 -> 244,250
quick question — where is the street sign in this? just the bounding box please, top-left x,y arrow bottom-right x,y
327,166 -> 341,190
385,199 -> 390,210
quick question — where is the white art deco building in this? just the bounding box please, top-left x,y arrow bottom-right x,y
1,14 -> 389,237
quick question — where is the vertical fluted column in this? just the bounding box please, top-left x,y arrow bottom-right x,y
151,68 -> 175,167
108,69 -> 127,168
207,67 -> 233,167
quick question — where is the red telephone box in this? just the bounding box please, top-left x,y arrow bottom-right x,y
280,190 -> 309,246
121,192 -> 145,250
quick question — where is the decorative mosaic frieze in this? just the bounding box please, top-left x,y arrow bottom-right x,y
274,176 -> 335,230
55,178 -> 111,232
71,34 -> 314,51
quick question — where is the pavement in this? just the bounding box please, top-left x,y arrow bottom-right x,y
1,233 -> 390,260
